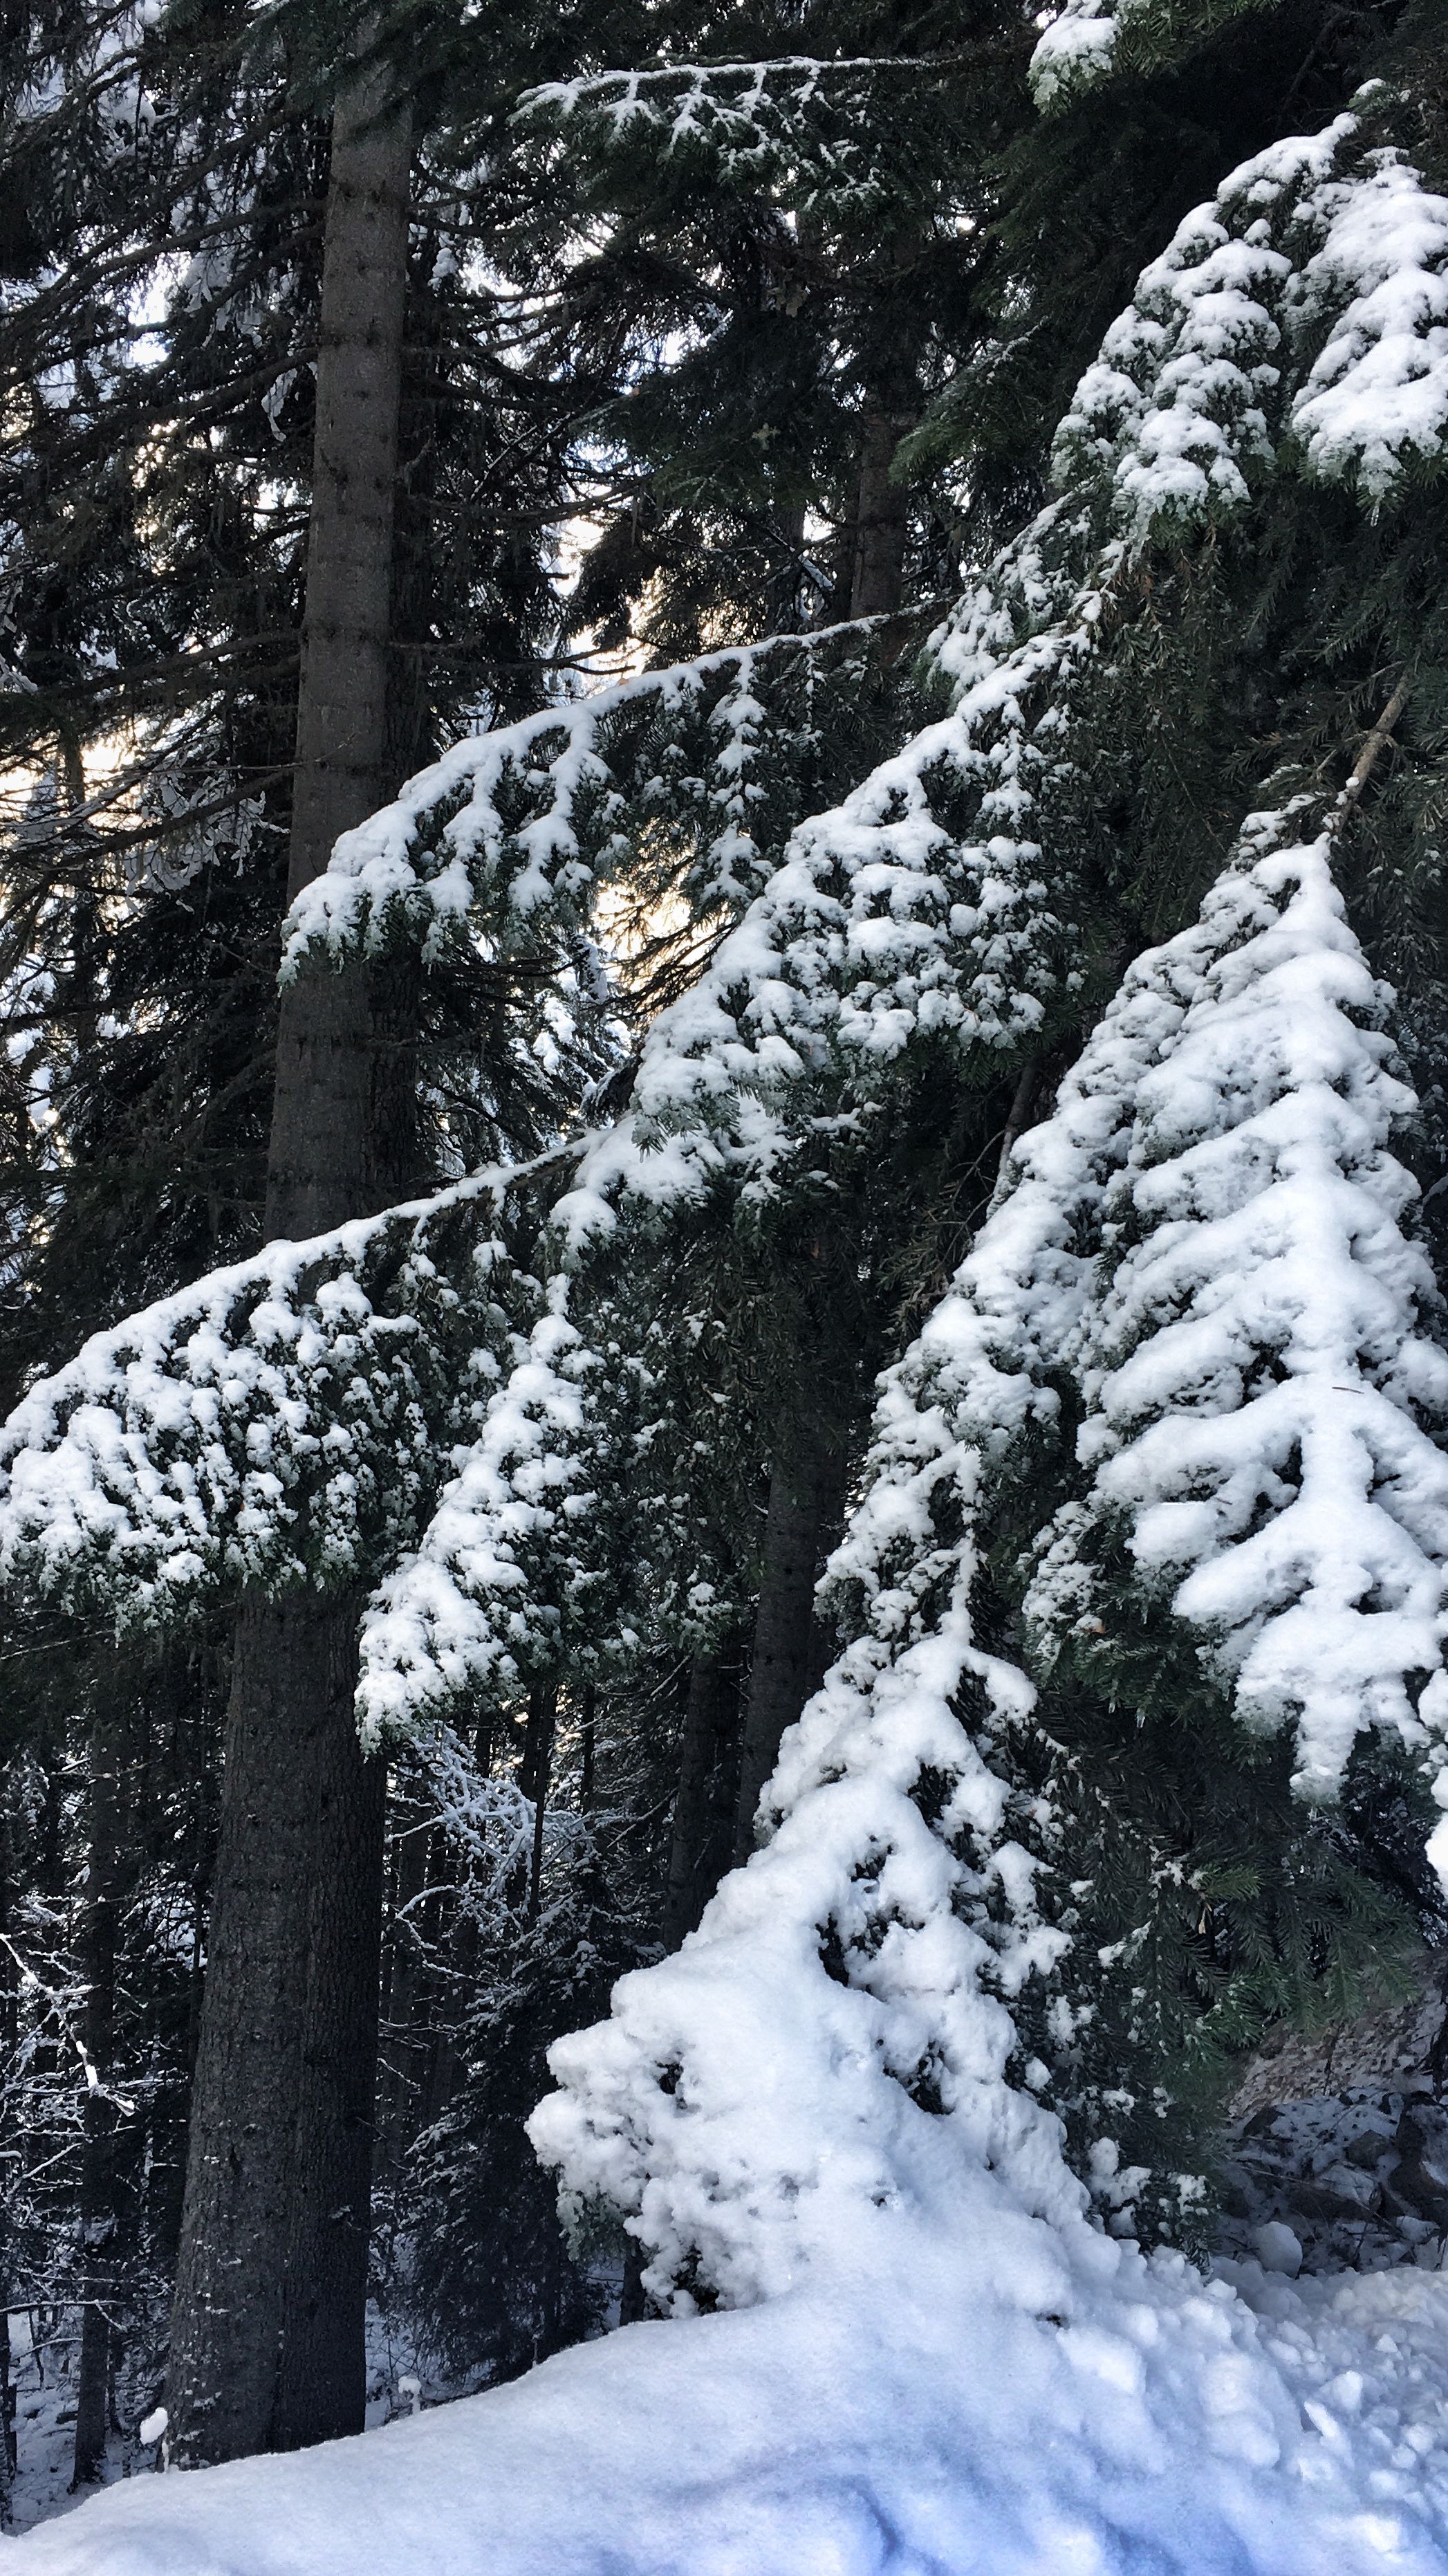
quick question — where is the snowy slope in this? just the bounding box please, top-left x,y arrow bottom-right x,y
11,2214 -> 1448,2576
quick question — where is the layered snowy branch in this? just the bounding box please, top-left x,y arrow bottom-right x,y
1057,110 -> 1448,535
0,1158 -> 566,1629
1028,0 -> 1124,108
516,52 -> 968,212
281,620 -> 905,979
1018,802 -> 1448,1801
356,1286 -> 609,1745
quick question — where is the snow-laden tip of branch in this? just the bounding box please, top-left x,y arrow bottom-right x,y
1057,111 -> 1448,538
355,1288 -> 601,1748
1028,1 -> 1122,110
1290,145 -> 1448,498
514,53 -> 969,211
0,1147 -> 584,1630
1012,801 -> 1448,1806
278,621 -> 905,984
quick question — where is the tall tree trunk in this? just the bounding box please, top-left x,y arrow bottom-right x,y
733,1441 -> 846,1864
265,59 -> 414,1238
849,411 -> 911,619
167,48 -> 411,2468
272,1658 -> 387,2450
521,1682 -> 557,1924
70,1715 -> 126,2490
663,1654 -> 743,1948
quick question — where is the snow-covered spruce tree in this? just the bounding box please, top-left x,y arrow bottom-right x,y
8,34 -> 1448,2393
529,783 -> 1448,2299
523,91 -> 1448,2301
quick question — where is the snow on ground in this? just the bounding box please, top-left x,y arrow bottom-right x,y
5,2299 -> 443,2541
4,2310 -> 131,2542
12,2207 -> 1448,2576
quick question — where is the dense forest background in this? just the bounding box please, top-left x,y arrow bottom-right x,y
3,0 -> 1448,2534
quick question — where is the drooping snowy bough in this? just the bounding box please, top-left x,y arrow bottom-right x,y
1019,801 -> 1448,1805
0,1153 -> 571,1634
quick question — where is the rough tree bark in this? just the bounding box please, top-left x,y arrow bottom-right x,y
849,410 -> 911,620
663,1655 -> 743,1948
733,1439 -> 846,1864
166,48 -> 412,2467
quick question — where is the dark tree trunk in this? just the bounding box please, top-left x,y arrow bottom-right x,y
663,1655 -> 743,1948
849,410 -> 911,619
166,48 -> 411,2469
521,1683 -> 557,1924
167,1599 -> 384,2459
272,1669 -> 387,2451
734,1442 -> 846,1863
71,1717 -> 126,2490
266,57 -> 414,1241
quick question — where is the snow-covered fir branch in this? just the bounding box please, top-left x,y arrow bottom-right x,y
281,618 -> 916,979
1019,795 -> 1448,1804
1057,106 -> 1448,530
1028,0 -> 1126,109
357,1285 -> 610,1745
0,1150 -> 580,1630
515,51 -> 969,208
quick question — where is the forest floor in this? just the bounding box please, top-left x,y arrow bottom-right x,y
8,2209 -> 1448,2574
6,2303 -> 441,2540
12,1973 -> 1448,2573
